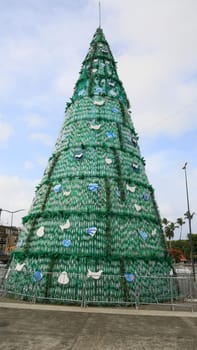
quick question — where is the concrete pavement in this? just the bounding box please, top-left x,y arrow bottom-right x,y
0,302 -> 197,350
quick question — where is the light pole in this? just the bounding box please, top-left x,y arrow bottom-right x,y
0,209 -> 25,253
182,163 -> 195,281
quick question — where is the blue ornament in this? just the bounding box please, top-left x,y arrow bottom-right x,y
88,183 -> 99,192
95,87 -> 102,93
33,271 -> 43,282
16,239 -> 23,248
53,184 -> 62,193
115,188 -> 121,197
106,131 -> 115,139
78,89 -> 85,96
86,227 -> 97,237
62,239 -> 71,247
75,153 -> 83,160
139,231 -> 148,241
112,107 -> 119,113
143,192 -> 149,201
125,274 -> 135,282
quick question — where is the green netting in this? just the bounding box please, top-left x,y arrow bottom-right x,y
5,27 -> 177,304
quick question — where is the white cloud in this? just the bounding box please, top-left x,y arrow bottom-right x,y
0,175 -> 37,226
29,132 -> 53,146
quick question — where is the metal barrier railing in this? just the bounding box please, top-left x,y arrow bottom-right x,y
0,266 -> 196,310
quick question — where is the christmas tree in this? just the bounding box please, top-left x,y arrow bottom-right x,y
4,28 -> 175,304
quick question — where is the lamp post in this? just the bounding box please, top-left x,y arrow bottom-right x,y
182,163 -> 195,281
0,209 -> 25,253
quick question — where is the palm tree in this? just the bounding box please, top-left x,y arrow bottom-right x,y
184,211 -> 195,221
176,217 -> 185,240
162,219 -> 178,248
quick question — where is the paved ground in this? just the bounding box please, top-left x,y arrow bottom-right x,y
0,303 -> 197,350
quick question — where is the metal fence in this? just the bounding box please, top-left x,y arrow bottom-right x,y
0,266 -> 196,311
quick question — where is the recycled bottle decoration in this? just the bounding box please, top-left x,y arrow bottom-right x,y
53,184 -> 62,193
6,26 -> 176,305
86,227 -> 97,237
36,226 -> 45,237
33,271 -> 43,282
60,219 -> 70,231
87,269 -> 103,279
62,239 -> 71,247
105,157 -> 112,165
88,183 -> 99,192
124,273 -> 135,282
15,263 -> 25,272
58,272 -> 69,285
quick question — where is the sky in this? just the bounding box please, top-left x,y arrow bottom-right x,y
0,0 -> 196,240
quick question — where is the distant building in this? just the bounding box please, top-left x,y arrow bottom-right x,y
0,225 -> 20,255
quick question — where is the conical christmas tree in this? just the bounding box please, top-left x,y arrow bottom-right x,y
5,28 -> 176,304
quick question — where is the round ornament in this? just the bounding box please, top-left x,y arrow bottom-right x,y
106,131 -> 115,139
139,231 -> 148,241
143,192 -> 149,201
33,271 -> 43,282
124,274 -> 135,282
53,184 -> 62,193
62,239 -> 71,247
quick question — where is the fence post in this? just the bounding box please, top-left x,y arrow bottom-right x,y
170,276 -> 174,311
81,275 -> 86,308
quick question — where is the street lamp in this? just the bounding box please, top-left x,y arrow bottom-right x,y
0,208 -> 25,252
182,163 -> 195,281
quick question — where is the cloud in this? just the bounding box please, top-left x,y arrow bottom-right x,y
0,120 -> 13,144
0,175 -> 37,226
29,132 -> 53,146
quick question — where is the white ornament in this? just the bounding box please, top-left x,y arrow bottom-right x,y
15,263 -> 25,272
126,184 -> 136,193
93,100 -> 105,106
60,219 -> 70,231
105,158 -> 112,165
58,271 -> 69,285
170,269 -> 174,276
63,190 -> 71,197
36,226 -> 45,237
90,124 -> 101,130
87,269 -> 103,280
134,204 -> 141,212
151,229 -> 157,236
